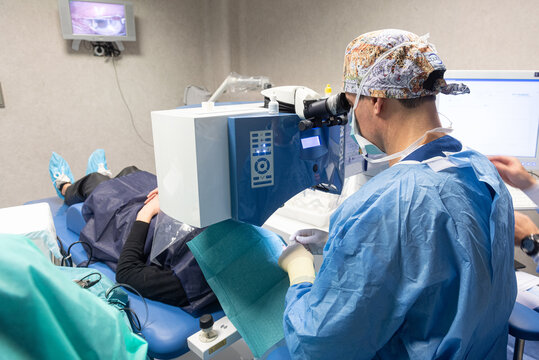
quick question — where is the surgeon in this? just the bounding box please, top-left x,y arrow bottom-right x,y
278,29 -> 517,359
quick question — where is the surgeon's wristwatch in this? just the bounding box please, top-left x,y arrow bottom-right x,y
520,234 -> 539,256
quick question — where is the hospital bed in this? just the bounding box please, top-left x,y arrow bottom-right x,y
26,197 -> 225,359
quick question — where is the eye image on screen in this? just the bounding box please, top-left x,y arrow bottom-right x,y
69,1 -> 126,36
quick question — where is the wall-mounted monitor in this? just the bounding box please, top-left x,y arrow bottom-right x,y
58,0 -> 135,50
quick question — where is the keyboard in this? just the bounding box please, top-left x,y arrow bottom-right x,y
505,184 -> 538,211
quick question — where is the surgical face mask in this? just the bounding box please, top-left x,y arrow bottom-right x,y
348,35 -> 452,164
348,96 -> 384,157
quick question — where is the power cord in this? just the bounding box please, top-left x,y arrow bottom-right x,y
73,272 -> 102,289
111,56 -> 154,147
106,283 -> 149,334
61,240 -> 94,268
122,307 -> 142,333
92,42 -> 121,57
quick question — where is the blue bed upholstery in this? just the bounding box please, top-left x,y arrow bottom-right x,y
66,203 -> 85,235
27,197 -> 224,359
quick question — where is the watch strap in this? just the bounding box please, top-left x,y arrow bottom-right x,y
520,233 -> 539,256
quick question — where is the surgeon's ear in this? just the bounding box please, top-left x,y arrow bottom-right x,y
371,97 -> 385,116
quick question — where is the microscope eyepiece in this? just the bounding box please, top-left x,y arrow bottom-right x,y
303,92 -> 350,122
300,92 -> 350,130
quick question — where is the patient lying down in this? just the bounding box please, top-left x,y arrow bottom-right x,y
49,149 -> 217,313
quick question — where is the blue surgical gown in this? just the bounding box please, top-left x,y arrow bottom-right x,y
283,136 -> 517,359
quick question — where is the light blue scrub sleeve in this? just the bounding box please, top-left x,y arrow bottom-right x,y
283,184 -> 441,359
0,234 -> 148,360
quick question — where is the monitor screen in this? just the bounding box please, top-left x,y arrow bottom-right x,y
437,70 -> 539,169
70,1 -> 126,37
58,0 -> 135,42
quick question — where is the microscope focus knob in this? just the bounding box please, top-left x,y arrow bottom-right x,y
298,120 -> 313,131
199,314 -> 214,330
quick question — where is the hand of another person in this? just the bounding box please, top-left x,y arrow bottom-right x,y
289,228 -> 328,255
489,156 -> 536,190
514,211 -> 539,246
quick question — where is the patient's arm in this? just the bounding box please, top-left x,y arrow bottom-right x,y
116,192 -> 189,307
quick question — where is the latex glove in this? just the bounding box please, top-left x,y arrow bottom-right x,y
278,243 -> 315,285
289,228 -> 328,255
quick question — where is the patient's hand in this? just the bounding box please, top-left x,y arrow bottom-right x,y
514,211 -> 539,246
137,191 -> 160,223
145,187 -> 158,204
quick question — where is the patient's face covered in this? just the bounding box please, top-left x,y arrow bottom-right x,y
150,210 -> 201,265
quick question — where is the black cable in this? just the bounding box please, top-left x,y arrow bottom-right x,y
60,253 -> 72,267
111,56 -> 154,147
106,283 -> 149,331
74,272 -> 102,289
61,240 -> 94,268
79,272 -> 101,283
92,42 -> 121,57
122,307 -> 142,333
56,236 -> 68,258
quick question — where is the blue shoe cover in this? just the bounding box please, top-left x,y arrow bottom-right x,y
86,149 -> 110,175
49,152 -> 74,199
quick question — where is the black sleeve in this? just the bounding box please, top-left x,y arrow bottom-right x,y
116,221 -> 188,307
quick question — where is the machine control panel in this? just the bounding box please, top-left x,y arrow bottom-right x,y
250,130 -> 274,188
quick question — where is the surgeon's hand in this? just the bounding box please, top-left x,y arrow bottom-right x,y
489,156 -> 536,190
514,211 -> 539,246
289,228 -> 328,255
278,243 -> 315,285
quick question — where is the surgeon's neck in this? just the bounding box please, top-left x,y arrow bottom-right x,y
382,100 -> 446,166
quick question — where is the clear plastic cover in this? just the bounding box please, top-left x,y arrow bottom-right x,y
150,210 -> 198,265
208,72 -> 272,102
226,72 -> 271,93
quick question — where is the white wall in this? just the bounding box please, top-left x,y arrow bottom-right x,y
229,0 -> 539,95
1,0 -> 538,207
0,0 -> 207,206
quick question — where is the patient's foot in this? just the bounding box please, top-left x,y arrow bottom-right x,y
49,152 -> 74,199
86,149 -> 113,178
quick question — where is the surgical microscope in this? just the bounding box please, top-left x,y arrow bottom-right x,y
150,86 -> 365,358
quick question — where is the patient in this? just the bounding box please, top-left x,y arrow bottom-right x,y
49,150 -> 217,313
